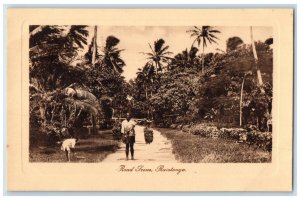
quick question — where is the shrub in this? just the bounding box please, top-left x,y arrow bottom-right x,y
246,131 -> 272,151
190,124 -> 218,137
190,124 -> 271,151
219,128 -> 246,140
112,121 -> 122,140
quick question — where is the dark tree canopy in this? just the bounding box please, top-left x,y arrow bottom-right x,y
226,36 -> 244,52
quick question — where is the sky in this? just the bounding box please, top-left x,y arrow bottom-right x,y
82,26 -> 272,81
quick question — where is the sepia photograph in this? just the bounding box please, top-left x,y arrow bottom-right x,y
29,25 -> 273,163
6,8 -> 293,191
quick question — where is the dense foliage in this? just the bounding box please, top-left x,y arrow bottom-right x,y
29,25 -> 129,144
132,35 -> 273,131
29,25 -> 273,147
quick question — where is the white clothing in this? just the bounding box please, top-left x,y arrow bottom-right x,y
121,119 -> 136,136
61,138 -> 77,152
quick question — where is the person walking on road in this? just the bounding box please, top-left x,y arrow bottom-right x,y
121,113 -> 137,160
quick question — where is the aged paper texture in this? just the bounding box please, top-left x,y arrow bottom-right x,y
6,8 -> 293,191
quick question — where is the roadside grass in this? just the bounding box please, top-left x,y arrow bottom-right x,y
157,128 -> 271,163
29,129 -> 120,162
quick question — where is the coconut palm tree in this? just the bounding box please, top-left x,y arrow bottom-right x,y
66,25 -> 89,48
136,63 -> 155,100
30,25 -> 88,52
144,38 -> 172,74
30,25 -> 88,65
169,46 -> 199,70
187,26 -> 220,73
59,25 -> 89,64
136,63 -> 156,119
29,25 -> 89,90
102,35 -> 125,74
29,25 -> 62,48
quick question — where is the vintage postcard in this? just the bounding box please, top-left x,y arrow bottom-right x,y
6,8 -> 293,191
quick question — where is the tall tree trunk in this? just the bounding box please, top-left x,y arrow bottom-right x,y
92,26 -> 98,67
250,26 -> 265,94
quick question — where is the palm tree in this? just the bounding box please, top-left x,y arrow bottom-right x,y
136,63 -> 156,119
187,26 -> 220,73
169,46 -> 199,70
29,25 -> 62,48
59,25 -> 89,64
66,25 -> 89,48
136,63 -> 155,100
29,25 -> 89,90
30,25 -> 88,64
102,35 -> 125,74
144,38 -> 172,73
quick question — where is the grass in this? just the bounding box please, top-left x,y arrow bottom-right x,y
157,128 -> 271,163
29,129 -> 120,163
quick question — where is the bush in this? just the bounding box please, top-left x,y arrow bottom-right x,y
112,121 -> 122,140
190,124 -> 218,138
189,124 -> 272,151
219,128 -> 246,140
246,131 -> 272,151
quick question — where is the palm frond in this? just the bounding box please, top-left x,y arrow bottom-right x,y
148,43 -> 155,54
158,45 -> 170,54
208,33 -> 219,40
194,26 -> 202,31
209,37 -> 218,44
161,51 -> 173,56
203,38 -> 207,47
209,29 -> 221,33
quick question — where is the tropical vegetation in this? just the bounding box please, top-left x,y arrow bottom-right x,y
29,25 -> 273,158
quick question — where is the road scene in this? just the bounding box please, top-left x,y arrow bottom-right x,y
29,25 -> 272,163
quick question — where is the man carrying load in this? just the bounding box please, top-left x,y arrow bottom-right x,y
121,113 -> 137,160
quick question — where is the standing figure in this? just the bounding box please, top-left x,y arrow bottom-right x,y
121,113 -> 136,160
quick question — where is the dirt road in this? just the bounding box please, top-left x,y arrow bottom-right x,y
103,125 -> 177,162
